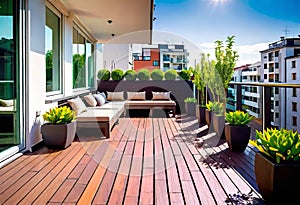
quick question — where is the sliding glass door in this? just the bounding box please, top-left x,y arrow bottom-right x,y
0,0 -> 23,156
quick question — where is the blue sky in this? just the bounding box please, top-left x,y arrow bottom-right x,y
153,0 -> 300,66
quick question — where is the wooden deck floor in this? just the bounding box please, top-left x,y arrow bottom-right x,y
0,116 -> 264,204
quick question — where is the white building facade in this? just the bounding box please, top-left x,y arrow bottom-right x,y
260,37 -> 300,129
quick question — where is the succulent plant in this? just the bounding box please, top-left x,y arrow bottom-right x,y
184,97 -> 197,103
206,101 -> 224,114
225,110 -> 254,126
43,106 -> 76,125
250,128 -> 300,163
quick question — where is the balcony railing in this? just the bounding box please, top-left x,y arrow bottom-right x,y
226,82 -> 300,131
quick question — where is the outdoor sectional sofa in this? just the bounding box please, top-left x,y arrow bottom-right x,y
64,91 -> 176,139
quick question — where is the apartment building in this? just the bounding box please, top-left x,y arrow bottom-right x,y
241,62 -> 262,118
227,64 -> 250,112
133,44 -> 189,71
260,36 -> 300,129
0,0 -> 153,164
285,56 -> 300,130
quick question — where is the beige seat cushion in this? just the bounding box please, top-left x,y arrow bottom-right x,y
126,100 -> 175,106
107,91 -> 124,101
152,91 -> 171,100
76,109 -> 120,122
127,91 -> 146,100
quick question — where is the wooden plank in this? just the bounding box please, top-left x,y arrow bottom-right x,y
49,179 -> 77,203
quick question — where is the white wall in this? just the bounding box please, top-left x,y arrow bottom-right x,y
103,44 -> 130,71
27,0 -> 47,148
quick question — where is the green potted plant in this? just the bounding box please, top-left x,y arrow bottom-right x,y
137,68 -> 150,81
225,110 -> 254,152
193,53 -> 210,125
184,97 -> 197,116
97,69 -> 110,81
164,69 -> 177,80
211,102 -> 225,138
151,69 -> 164,80
124,70 -> 137,81
250,128 -> 300,203
178,70 -> 190,81
111,69 -> 124,81
41,106 -> 77,149
205,101 -> 222,127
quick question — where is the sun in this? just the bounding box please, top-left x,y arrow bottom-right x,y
211,0 -> 230,4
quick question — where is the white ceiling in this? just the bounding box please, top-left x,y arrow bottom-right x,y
61,0 -> 153,43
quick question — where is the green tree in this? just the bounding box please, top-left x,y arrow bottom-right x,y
73,54 -> 85,88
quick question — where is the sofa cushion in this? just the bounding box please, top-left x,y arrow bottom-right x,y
83,93 -> 97,107
127,91 -> 146,101
93,94 -> 106,106
67,97 -> 87,115
152,91 -> 171,100
107,91 -> 124,101
0,99 -> 14,107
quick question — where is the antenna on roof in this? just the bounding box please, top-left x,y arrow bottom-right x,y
282,26 -> 291,38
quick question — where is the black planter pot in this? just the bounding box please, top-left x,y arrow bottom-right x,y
205,109 -> 211,127
224,124 -> 250,152
41,121 -> 76,149
185,102 -> 196,116
255,152 -> 300,204
212,114 -> 225,139
196,105 -> 206,125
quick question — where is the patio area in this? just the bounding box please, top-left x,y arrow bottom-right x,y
0,116 -> 264,204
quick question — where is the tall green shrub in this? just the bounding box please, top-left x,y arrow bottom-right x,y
165,69 -> 177,80
137,69 -> 150,80
151,69 -> 164,80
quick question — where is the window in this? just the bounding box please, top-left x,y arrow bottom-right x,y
275,51 -> 279,57
142,49 -> 151,60
292,60 -> 296,68
275,101 -> 279,106
275,87 -> 279,94
153,60 -> 159,66
45,7 -> 61,93
293,88 -> 297,97
264,74 -> 267,79
275,112 -> 279,118
292,116 -> 297,127
275,63 -> 279,68
73,28 -> 94,89
292,73 -> 296,80
292,102 -> 297,112
264,64 -> 267,69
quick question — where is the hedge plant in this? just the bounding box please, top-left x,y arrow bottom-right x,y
165,69 -> 177,80
151,69 -> 164,80
97,69 -> 110,81
178,70 -> 190,80
124,70 -> 137,81
111,69 -> 124,80
137,69 -> 150,81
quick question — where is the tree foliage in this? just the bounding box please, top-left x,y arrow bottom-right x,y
214,35 -> 239,89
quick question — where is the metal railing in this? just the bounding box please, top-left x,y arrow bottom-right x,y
228,82 -> 300,131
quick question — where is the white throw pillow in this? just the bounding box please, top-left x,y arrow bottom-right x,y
107,91 -> 124,101
67,97 -> 87,115
127,91 -> 146,100
152,91 -> 171,100
0,99 -> 14,107
83,93 -> 97,107
93,94 -> 106,106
